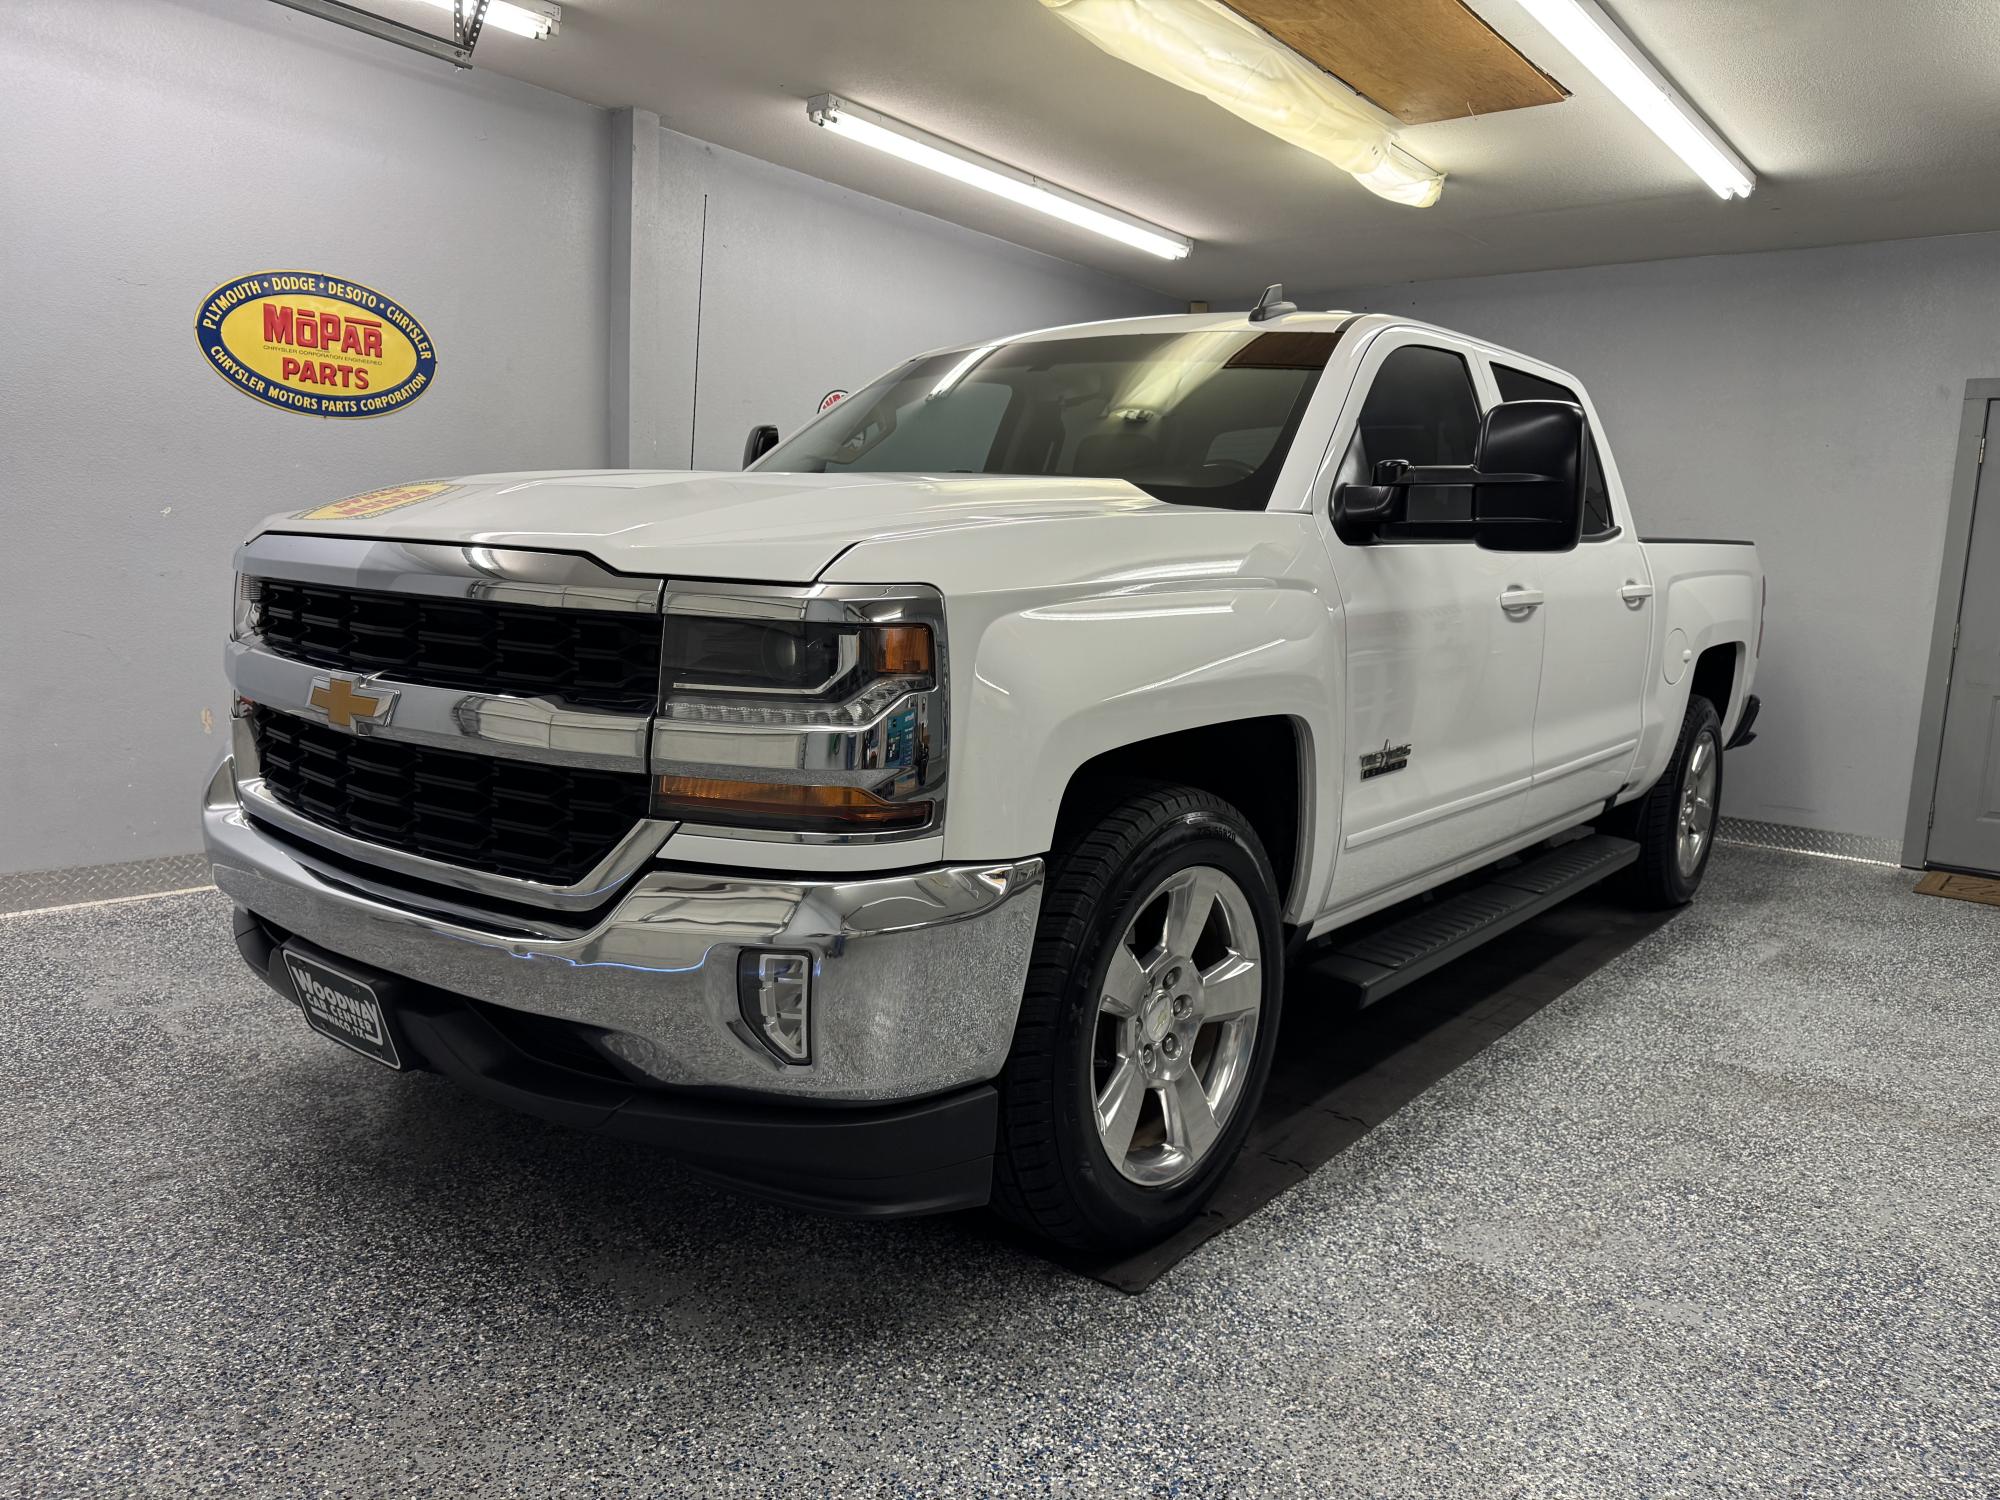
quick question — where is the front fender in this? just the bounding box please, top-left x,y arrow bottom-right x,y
943,578 -> 1341,910
825,509 -> 1345,913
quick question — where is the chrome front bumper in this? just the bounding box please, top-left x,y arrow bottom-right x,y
202,755 -> 1043,1102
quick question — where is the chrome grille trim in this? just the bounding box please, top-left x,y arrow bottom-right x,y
236,533 -> 663,613
229,643 -> 651,773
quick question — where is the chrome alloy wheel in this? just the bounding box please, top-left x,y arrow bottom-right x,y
1090,865 -> 1263,1188
1677,729 -> 1719,878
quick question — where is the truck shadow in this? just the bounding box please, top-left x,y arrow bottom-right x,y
277,889 -> 1681,1313
1035,891 -> 1684,1290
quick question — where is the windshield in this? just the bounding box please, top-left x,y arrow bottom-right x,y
753,329 -> 1341,511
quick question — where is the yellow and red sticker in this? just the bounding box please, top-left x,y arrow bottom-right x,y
196,271 -> 438,418
296,482 -> 459,521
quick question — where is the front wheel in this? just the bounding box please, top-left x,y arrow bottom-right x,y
992,785 -> 1285,1253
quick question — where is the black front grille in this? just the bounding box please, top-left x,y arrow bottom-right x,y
252,579 -> 660,712
251,709 -> 649,885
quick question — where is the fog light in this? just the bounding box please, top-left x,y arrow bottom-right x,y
738,951 -> 813,1064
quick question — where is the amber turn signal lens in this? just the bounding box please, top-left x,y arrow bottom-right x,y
653,774 -> 931,832
867,624 -> 933,679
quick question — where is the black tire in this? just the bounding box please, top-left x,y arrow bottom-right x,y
992,783 -> 1285,1253
1612,693 -> 1724,908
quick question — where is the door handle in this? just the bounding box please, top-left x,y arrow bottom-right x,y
1499,587 -> 1544,613
1619,581 -> 1655,604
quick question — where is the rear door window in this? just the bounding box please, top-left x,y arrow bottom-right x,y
1492,363 -> 1617,538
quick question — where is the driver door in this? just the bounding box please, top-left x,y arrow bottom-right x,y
1318,334 -> 1548,914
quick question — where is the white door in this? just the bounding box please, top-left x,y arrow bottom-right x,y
1321,337 -> 1548,911
1486,361 -> 1652,830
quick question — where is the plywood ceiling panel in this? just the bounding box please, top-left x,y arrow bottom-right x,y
1225,0 -> 1567,124
412,0 -> 2000,296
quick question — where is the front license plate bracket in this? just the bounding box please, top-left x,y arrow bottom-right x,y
280,945 -> 406,1071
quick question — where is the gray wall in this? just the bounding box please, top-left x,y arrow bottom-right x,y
2,4 -> 1172,876
1312,231 -> 2000,847
1,0 -> 613,875
646,128 -> 1176,471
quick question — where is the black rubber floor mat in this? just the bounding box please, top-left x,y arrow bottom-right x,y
1050,893 -> 1681,1292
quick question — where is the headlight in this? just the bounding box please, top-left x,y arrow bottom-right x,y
661,612 -> 933,715
650,583 -> 947,839
232,573 -> 261,641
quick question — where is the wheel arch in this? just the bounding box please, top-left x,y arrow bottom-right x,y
1690,640 -> 1744,726
1053,716 -> 1313,918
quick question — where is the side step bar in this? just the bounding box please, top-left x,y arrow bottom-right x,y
1302,834 -> 1640,1007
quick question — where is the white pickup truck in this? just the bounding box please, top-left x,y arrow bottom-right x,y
203,305 -> 1763,1251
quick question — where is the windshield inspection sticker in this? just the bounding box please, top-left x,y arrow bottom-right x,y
818,389 -> 848,413
297,482 -> 460,521
196,270 -> 438,418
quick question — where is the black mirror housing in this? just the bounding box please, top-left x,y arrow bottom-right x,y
742,424 -> 780,469
1332,482 -> 1403,545
1471,400 -> 1586,552
1329,399 -> 1587,551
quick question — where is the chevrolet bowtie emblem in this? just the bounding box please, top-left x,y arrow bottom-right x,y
307,674 -> 398,732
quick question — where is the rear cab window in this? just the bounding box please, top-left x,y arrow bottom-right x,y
1491,362 -> 1618,538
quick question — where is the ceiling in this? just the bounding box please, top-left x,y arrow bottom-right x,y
377,0 -> 2000,300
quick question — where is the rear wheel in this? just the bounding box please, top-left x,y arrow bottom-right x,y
1616,694 -> 1723,907
993,785 -> 1284,1252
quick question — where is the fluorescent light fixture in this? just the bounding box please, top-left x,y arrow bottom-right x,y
414,0 -> 560,40
806,94 -> 1193,260
1514,0 -> 1753,199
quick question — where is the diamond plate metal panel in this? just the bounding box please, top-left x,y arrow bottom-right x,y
0,854 -> 214,916
1715,817 -> 1904,868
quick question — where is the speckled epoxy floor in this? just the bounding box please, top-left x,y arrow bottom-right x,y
3,845 -> 1996,1498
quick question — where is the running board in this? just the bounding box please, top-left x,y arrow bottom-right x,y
1302,835 -> 1640,1007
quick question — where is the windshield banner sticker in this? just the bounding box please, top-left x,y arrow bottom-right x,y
297,482 -> 460,521
196,271 -> 437,419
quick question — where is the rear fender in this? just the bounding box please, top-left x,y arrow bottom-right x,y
1630,567 -> 1758,794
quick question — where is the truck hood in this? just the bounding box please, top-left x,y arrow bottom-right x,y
268,469 -> 1171,581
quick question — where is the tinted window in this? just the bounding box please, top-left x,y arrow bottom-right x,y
1492,364 -> 1574,405
756,330 -> 1339,511
821,380 -> 1011,473
1337,345 -> 1482,526
1493,363 -> 1615,537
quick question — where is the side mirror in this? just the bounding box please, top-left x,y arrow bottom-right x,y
1470,400 -> 1586,552
1332,482 -> 1403,546
742,424 -> 780,468
1330,400 -> 1586,552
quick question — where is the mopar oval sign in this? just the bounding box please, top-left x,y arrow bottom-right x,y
196,271 -> 437,418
